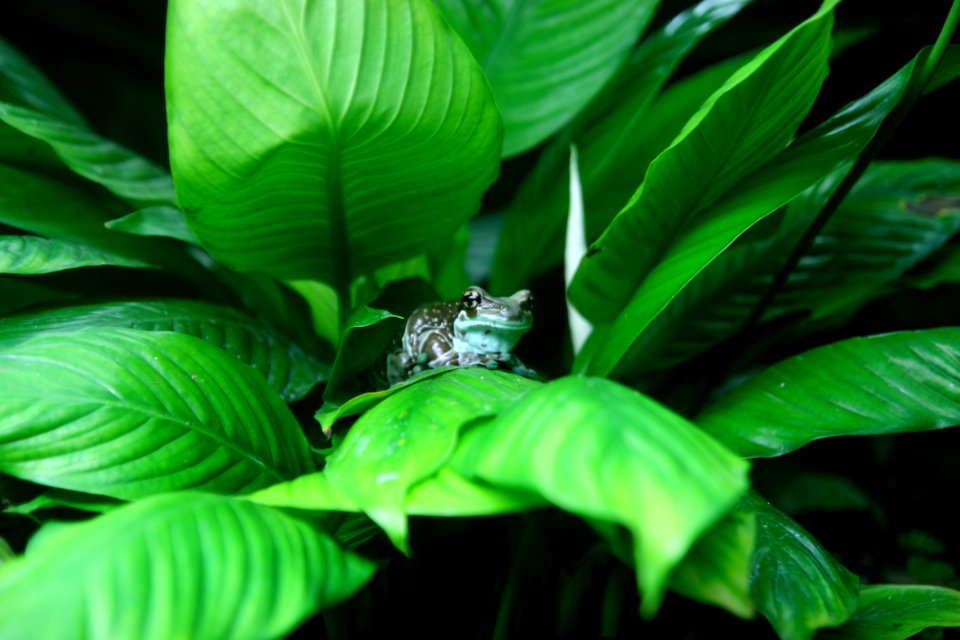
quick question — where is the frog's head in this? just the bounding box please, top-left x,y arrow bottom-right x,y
452,286 -> 533,354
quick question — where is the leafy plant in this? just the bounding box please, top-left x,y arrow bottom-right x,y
1,0 -> 960,638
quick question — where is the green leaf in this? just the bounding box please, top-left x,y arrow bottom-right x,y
492,0 -> 751,290
745,493 -> 859,640
0,536 -> 12,566
0,492 -> 375,640
453,376 -> 749,615
820,584 -> 960,640
569,0 -> 838,325
0,328 -> 314,498
434,0 -> 659,157
0,37 -> 175,207
0,235 -> 153,274
0,276 -> 76,316
577,43 -> 940,378
698,328 -> 960,458
5,489 -> 120,515
322,304 -> 402,404
668,509 -> 756,619
105,206 -> 200,245
166,0 -> 501,285
0,299 -> 328,402
323,368 -> 539,551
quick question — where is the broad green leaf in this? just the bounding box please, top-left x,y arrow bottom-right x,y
0,164 -> 209,283
434,0 -> 659,157
323,368 -> 539,551
322,305 -> 402,404
569,0 -> 839,325
0,328 -> 314,498
0,299 -> 328,402
0,492 -> 375,640
167,0 -> 501,284
820,584 -> 960,640
698,328 -> 960,458
285,279 -> 341,346
452,376 -> 749,614
0,37 -> 175,207
745,493 -> 859,640
0,235 -> 153,274
577,45 -> 943,378
105,206 -> 199,244
668,509 -> 756,619
492,0 -> 751,291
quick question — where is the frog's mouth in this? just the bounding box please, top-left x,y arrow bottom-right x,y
453,314 -> 531,354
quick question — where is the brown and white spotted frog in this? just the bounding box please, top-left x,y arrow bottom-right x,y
385,286 -> 535,386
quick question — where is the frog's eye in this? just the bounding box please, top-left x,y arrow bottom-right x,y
462,289 -> 482,309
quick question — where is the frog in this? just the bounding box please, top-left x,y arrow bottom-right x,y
385,286 -> 535,386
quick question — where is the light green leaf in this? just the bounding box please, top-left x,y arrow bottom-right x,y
745,493 -> 859,640
669,509 -> 756,619
0,235 -> 153,274
453,376 -> 749,615
0,328 -> 314,498
0,299 -> 328,402
698,328 -> 960,458
324,368 -> 539,551
569,0 -> 839,325
285,279 -> 341,346
577,43 -> 940,378
105,206 -> 200,244
434,0 -> 659,157
0,37 -> 175,207
167,0 -> 501,285
0,492 -> 375,640
492,0 -> 751,291
820,584 -> 960,640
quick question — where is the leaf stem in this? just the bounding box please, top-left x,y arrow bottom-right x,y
742,0 -> 959,333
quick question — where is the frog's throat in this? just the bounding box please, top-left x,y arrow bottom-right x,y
453,318 -> 530,354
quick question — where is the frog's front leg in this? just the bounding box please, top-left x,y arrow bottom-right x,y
420,332 -> 459,370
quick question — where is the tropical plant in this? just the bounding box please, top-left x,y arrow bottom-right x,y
1,0 -> 959,638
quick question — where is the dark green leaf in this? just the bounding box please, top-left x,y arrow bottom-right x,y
0,37 -> 175,207
5,489 -> 121,515
453,376 -> 749,614
0,299 -> 328,402
0,328 -> 314,498
322,305 -> 402,403
820,584 -> 960,640
324,368 -> 538,550
746,493 -> 859,640
167,0 -> 501,283
0,492 -> 375,639
698,328 -> 960,458
434,0 -> 659,157
105,206 -> 200,245
0,235 -> 153,274
492,0 -> 751,291
0,276 -> 77,316
569,0 -> 838,325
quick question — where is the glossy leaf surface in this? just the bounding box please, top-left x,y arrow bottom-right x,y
105,206 -> 199,245
821,584 -> 960,640
578,42 -> 943,378
699,328 -> 960,458
0,299 -> 327,402
323,368 -> 538,550
453,376 -> 749,614
0,37 -> 175,206
745,493 -> 859,640
492,0 -> 750,290
0,492 -> 375,640
166,0 -> 501,283
0,235 -> 152,274
434,0 -> 658,156
569,0 -> 838,324
0,328 -> 314,498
